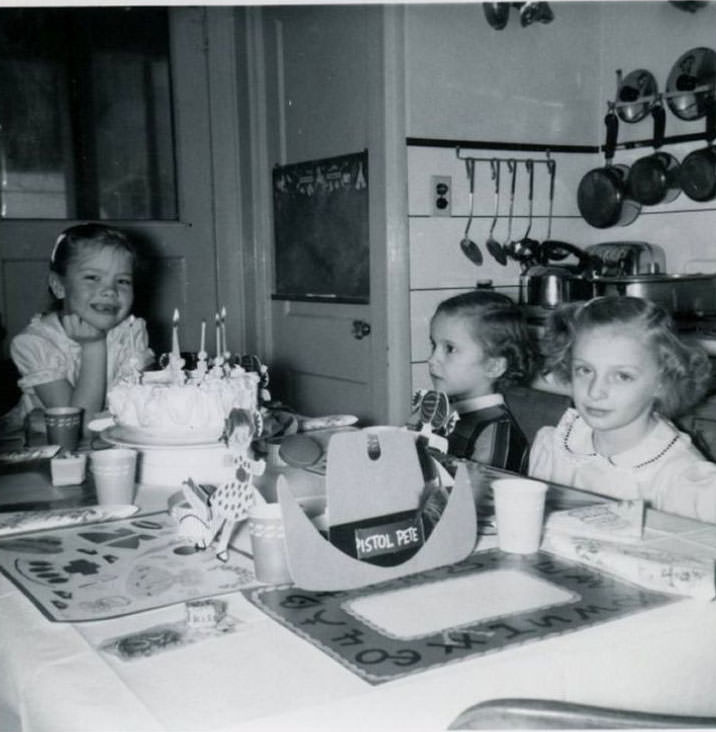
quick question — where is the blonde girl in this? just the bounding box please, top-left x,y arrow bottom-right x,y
530,296 -> 716,523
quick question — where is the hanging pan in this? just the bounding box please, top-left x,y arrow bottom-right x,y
666,47 -> 716,120
627,100 -> 681,206
679,93 -> 716,201
616,69 -> 658,124
483,2 -> 510,30
577,109 -> 641,229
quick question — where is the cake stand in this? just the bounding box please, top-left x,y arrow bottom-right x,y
101,425 -> 233,487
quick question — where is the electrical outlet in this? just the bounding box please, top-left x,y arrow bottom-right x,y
431,175 -> 452,217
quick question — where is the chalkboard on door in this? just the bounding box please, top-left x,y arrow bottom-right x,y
272,150 -> 369,303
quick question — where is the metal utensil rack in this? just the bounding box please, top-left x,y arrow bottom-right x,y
455,147 -> 556,172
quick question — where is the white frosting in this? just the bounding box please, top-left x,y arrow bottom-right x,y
108,367 -> 259,441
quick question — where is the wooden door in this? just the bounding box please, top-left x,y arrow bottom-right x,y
0,8 -> 218,360
252,5 -> 411,425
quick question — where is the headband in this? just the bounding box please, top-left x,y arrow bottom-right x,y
50,232 -> 66,265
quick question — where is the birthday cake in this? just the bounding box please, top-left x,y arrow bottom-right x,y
107,362 -> 260,443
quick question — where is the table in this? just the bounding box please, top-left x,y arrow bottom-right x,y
1,456 -> 716,732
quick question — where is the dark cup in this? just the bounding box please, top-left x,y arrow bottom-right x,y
44,407 -> 83,453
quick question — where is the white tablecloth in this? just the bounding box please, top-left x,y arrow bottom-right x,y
1,482 -> 716,731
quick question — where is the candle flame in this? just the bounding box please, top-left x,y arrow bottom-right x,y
172,308 -> 180,324
220,305 -> 226,322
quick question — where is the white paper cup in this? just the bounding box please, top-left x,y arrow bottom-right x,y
90,448 -> 137,505
492,478 -> 548,554
248,502 -> 292,584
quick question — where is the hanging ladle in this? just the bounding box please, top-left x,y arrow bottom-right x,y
460,158 -> 483,266
517,159 -> 538,252
501,159 -> 518,261
540,157 -> 575,263
486,159 -> 507,265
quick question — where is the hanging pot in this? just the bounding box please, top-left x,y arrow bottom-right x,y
679,94 -> 716,201
616,69 -> 658,124
483,2 -> 510,29
666,47 -> 716,121
577,110 -> 641,229
627,102 -> 681,206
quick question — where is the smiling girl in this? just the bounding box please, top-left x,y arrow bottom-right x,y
11,223 -> 154,431
530,296 -> 716,523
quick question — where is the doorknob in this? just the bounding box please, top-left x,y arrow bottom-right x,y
351,320 -> 371,339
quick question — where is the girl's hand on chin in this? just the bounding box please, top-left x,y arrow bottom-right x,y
61,314 -> 105,343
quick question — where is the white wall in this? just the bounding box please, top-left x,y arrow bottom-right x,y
405,2 -> 716,392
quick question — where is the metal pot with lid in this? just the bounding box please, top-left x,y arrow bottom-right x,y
521,265 -> 594,309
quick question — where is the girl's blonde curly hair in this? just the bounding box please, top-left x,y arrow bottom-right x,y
541,296 -> 712,418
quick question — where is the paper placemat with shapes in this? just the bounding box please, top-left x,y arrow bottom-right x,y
0,511 -> 256,622
245,549 -> 677,684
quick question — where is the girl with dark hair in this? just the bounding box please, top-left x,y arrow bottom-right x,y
11,223 -> 154,431
428,290 -> 535,472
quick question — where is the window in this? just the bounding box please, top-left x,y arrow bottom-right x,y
0,7 -> 177,220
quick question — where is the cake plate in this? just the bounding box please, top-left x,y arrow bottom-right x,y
101,425 -> 225,449
101,425 -> 232,487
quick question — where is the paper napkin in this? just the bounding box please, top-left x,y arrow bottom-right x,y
544,500 -> 645,543
542,532 -> 716,599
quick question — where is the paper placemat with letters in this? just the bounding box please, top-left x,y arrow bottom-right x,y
246,548 -> 677,684
0,511 -> 256,621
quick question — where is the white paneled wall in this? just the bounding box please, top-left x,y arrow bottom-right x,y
408,143 -> 716,393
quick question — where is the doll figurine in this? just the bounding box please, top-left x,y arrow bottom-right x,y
180,408 -> 265,562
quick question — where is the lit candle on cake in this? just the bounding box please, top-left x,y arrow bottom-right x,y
128,314 -> 136,359
128,314 -> 140,382
200,319 -> 206,355
171,308 -> 181,357
220,305 -> 229,359
215,312 -> 221,360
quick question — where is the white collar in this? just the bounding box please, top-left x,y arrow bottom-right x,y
451,392 -> 504,415
561,408 -> 682,469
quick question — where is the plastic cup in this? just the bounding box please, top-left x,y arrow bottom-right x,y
90,448 -> 137,505
44,407 -> 84,452
248,502 -> 292,584
492,478 -> 548,554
